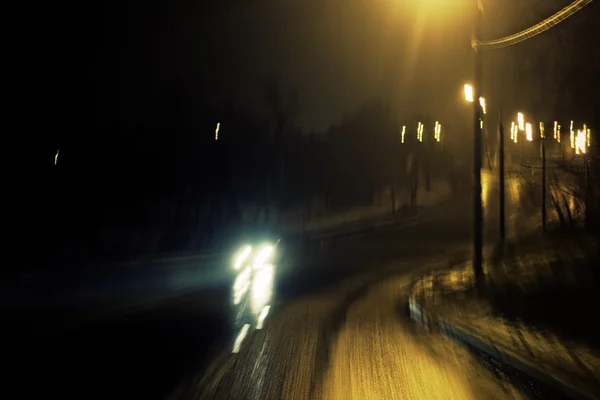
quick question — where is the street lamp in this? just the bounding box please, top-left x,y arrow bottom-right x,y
464,84 -> 474,102
517,112 -> 525,131
525,123 -> 533,141
401,125 -> 406,143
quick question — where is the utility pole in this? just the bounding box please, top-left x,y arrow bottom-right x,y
541,125 -> 547,232
498,114 -> 506,242
472,2 -> 484,285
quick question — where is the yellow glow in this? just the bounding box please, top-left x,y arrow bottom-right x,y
464,84 -> 474,102
553,121 -> 558,139
539,122 -> 545,139
479,97 -> 486,114
480,119 -> 483,130
525,123 -> 533,141
54,149 -> 59,166
215,122 -> 220,140
482,169 -> 491,209
434,121 -> 441,142
570,120 -> 574,148
576,130 -> 586,154
517,113 -> 525,131
401,125 -> 406,143
557,125 -> 561,143
417,122 -> 423,142
587,128 -> 591,147
510,122 -> 515,141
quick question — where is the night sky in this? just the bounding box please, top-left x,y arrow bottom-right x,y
22,0 -> 599,137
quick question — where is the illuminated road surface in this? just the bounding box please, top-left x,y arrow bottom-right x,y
192,258 -> 526,400
187,184 -> 534,400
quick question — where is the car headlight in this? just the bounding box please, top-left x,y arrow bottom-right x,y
254,244 -> 274,269
233,245 -> 252,270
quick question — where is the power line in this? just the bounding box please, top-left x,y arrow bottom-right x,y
477,0 -> 594,50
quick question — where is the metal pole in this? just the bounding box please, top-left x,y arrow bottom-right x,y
473,5 -> 484,284
541,133 -> 546,231
498,114 -> 506,241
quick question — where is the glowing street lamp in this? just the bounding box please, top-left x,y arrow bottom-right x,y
587,128 -> 591,147
434,121 -> 441,142
553,121 -> 558,139
570,120 -> 575,149
401,125 -> 406,143
417,122 -> 423,142
576,130 -> 586,154
464,84 -> 474,102
510,122 -> 516,142
517,112 -> 525,131
525,123 -> 533,141
557,124 -> 561,143
215,122 -> 221,140
539,122 -> 545,139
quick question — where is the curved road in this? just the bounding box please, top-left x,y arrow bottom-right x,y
12,173 -> 535,400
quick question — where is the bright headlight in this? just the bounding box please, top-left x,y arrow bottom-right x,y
233,245 -> 252,270
254,244 -> 274,269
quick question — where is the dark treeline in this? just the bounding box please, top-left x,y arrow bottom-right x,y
10,83 -> 464,276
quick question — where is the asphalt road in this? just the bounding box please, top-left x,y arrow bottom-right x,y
9,176 -> 534,400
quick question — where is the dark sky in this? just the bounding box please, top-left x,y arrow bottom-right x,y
25,0 -> 599,134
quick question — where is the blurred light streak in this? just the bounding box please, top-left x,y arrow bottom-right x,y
54,149 -> 59,166
479,97 -> 486,114
234,246 -> 252,270
464,84 -> 474,102
557,125 -> 561,143
215,122 -> 220,140
402,125 -> 406,143
233,266 -> 252,305
587,128 -> 591,147
570,120 -> 575,149
526,123 -> 533,141
251,264 -> 274,316
232,323 -> 250,354
517,113 -> 525,131
510,122 -> 516,142
553,121 -> 558,139
417,122 -> 423,142
539,122 -> 545,139
576,130 -> 586,154
256,305 -> 271,330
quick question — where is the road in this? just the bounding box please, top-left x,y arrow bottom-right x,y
9,174 -> 534,400
184,173 -> 532,400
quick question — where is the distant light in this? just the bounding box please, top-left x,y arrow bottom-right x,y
401,125 -> 406,143
434,121 -> 441,142
54,149 -> 59,166
479,97 -> 486,114
553,121 -> 558,139
557,125 -> 561,143
417,122 -> 423,142
587,128 -> 591,147
517,113 -> 525,131
539,122 -> 545,139
525,123 -> 533,141
510,122 -> 515,141
215,122 -> 220,140
480,119 -> 483,130
570,121 -> 575,149
464,84 -> 474,102
576,130 -> 586,154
